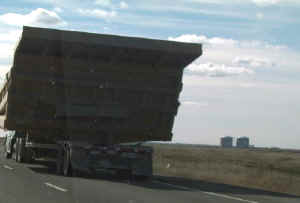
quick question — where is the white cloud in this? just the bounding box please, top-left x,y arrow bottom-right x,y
0,30 -> 22,42
94,0 -> 112,7
189,0 -> 300,6
54,7 -> 63,13
239,83 -> 257,88
252,0 -> 280,6
0,42 -> 15,78
0,29 -> 21,67
169,34 -> 298,77
94,0 -> 128,10
0,8 -> 67,27
182,101 -> 209,107
0,29 -> 21,79
186,63 -> 254,77
0,65 -> 11,76
251,0 -> 300,6
120,1 -> 129,9
0,43 -> 15,60
77,9 -> 117,19
169,34 -> 237,47
232,57 -> 275,68
256,12 -> 264,19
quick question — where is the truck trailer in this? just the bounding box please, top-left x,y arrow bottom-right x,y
0,26 -> 202,178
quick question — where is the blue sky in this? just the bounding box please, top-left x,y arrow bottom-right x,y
0,0 -> 299,148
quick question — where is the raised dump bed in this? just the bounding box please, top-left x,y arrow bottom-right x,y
0,26 -> 202,144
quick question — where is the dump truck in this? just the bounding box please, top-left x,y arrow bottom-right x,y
0,26 -> 202,178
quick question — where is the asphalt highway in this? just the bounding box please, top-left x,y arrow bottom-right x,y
0,146 -> 299,203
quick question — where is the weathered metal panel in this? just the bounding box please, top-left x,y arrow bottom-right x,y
0,26 -> 202,144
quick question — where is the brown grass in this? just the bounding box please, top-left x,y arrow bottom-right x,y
151,144 -> 300,196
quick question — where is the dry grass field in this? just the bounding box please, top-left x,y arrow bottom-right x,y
151,144 -> 300,196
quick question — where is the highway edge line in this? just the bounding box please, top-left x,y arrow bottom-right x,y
152,180 -> 259,203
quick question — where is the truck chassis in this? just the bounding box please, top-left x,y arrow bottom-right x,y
3,130 -> 153,179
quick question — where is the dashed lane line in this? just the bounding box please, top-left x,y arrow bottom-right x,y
152,180 -> 259,203
45,182 -> 68,192
3,165 -> 14,170
2,164 -> 68,192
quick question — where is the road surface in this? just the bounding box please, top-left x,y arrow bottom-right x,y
0,146 -> 299,203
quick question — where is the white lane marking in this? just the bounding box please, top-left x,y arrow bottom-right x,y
45,182 -> 68,192
3,165 -> 14,170
203,192 -> 259,203
153,180 -> 259,203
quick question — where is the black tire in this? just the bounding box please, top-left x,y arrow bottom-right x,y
16,138 -> 25,163
13,139 -> 19,161
56,148 -> 64,175
16,138 -> 33,163
24,149 -> 33,163
3,144 -> 11,159
4,148 -> 11,159
12,144 -> 16,161
63,148 -> 72,177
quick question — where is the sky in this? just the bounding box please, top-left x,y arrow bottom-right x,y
0,0 -> 299,148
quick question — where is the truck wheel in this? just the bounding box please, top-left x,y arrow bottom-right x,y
4,151 -> 11,159
56,148 -> 63,175
4,149 -> 11,159
16,138 -> 25,163
24,149 -> 33,163
4,145 -> 11,159
13,140 -> 19,161
63,148 -> 72,177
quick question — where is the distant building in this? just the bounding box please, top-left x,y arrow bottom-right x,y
220,136 -> 233,148
236,137 -> 250,148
